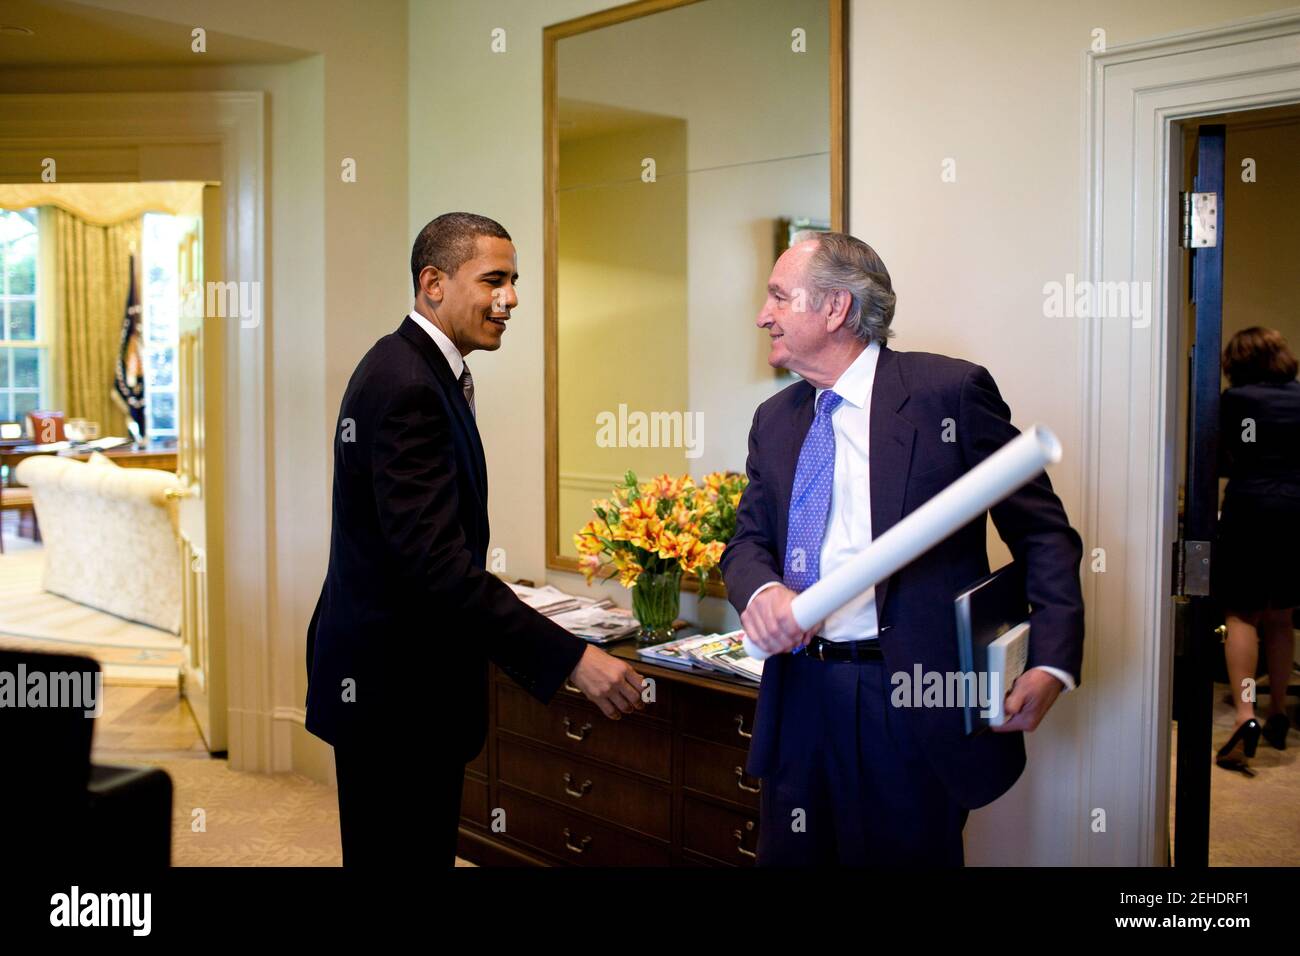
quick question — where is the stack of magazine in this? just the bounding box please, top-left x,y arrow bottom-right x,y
636,629 -> 762,683
507,583 -> 641,644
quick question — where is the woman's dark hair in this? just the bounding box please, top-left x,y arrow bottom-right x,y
1222,326 -> 1299,387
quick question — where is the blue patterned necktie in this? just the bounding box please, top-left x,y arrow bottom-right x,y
784,389 -> 843,593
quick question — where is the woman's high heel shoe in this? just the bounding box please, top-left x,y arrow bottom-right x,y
1262,714 -> 1290,750
1216,718 -> 1261,772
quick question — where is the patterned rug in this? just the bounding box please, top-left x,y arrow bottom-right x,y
0,545 -> 181,686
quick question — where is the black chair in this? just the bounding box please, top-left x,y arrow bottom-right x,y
0,649 -> 172,867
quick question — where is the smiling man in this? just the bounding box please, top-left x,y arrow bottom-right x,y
306,213 -> 644,868
722,231 -> 1085,865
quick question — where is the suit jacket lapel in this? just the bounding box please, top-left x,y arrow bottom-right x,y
396,317 -> 488,507
868,345 -> 915,618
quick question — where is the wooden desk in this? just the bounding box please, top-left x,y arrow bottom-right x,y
0,442 -> 178,485
457,635 -> 763,867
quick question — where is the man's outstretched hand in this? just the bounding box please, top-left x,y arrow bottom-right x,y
568,644 -> 645,719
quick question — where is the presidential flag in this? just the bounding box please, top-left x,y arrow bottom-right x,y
111,253 -> 146,439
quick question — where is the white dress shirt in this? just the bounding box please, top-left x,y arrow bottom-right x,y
408,309 -> 464,379
746,341 -> 1075,691
749,343 -> 882,639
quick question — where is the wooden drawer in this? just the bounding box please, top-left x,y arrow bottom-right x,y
460,774 -> 489,828
682,797 -> 759,867
497,684 -> 672,782
682,735 -> 760,810
497,786 -> 671,866
555,674 -> 674,724
467,746 -> 488,776
678,687 -> 757,750
497,737 -> 671,841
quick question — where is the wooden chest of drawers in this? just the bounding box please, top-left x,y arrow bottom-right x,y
457,644 -> 763,867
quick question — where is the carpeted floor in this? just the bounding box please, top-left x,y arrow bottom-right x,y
0,538 -> 181,686
94,685 -> 474,866
137,756 -> 348,866
1169,683 -> 1300,865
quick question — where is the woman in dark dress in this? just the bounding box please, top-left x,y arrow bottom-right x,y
1214,327 -> 1300,770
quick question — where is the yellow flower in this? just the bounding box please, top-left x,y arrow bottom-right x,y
661,528 -> 696,560
629,516 -> 663,552
578,553 -> 601,584
623,496 -> 658,522
617,559 -> 643,588
573,518 -> 609,556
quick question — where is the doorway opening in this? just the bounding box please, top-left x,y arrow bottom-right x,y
0,181 -> 221,761
1168,104 -> 1300,866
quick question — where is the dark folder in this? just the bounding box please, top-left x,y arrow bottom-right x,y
954,563 -> 1029,735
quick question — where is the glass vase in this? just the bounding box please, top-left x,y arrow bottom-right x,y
631,569 -> 682,646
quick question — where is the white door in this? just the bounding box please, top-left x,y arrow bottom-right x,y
173,185 -> 227,752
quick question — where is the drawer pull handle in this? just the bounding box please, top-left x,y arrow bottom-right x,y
563,828 -> 593,855
563,681 -> 581,694
562,773 -> 593,798
734,767 -> 761,794
735,714 -> 753,740
563,717 -> 594,741
733,821 -> 758,860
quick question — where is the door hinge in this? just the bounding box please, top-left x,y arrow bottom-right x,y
1175,539 -> 1212,596
1180,192 -> 1218,248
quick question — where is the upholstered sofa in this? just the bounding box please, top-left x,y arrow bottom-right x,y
14,454 -> 182,634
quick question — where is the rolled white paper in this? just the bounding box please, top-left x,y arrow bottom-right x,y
742,425 -> 1062,661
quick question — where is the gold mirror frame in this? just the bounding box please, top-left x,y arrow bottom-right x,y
543,0 -> 849,595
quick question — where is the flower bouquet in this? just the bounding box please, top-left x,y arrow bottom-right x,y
573,470 -> 748,645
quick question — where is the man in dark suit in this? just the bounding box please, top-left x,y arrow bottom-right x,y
722,231 -> 1084,865
306,212 -> 644,868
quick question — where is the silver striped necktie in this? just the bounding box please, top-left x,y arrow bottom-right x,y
459,364 -> 476,418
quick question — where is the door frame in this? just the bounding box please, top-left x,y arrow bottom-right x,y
0,91 -> 272,771
1081,10 -> 1300,864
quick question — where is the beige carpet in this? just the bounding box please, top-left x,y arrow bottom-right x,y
1169,683 -> 1300,865
143,756 -> 475,866
136,756 -> 346,866
94,685 -> 475,866
0,543 -> 181,686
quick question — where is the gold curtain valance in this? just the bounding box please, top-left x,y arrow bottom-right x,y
0,182 -> 204,227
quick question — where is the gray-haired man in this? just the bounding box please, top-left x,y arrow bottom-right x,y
721,232 -> 1085,865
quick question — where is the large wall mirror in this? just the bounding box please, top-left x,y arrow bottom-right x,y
544,0 -> 848,584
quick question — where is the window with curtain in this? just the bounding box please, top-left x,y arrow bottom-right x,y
0,207 -> 44,424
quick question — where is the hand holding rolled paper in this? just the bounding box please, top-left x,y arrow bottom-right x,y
742,425 -> 1063,662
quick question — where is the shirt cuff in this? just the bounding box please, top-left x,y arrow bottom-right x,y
745,580 -> 784,609
1029,665 -> 1075,693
